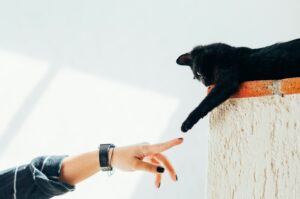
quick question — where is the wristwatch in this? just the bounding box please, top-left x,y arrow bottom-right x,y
98,144 -> 116,171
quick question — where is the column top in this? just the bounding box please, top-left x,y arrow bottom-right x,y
208,77 -> 300,98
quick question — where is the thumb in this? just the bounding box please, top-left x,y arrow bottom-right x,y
134,161 -> 165,174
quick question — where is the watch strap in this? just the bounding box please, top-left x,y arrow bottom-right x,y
99,144 -> 115,171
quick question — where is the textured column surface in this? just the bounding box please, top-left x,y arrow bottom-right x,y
208,78 -> 300,199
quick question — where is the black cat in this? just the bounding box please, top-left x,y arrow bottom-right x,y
177,38 -> 300,132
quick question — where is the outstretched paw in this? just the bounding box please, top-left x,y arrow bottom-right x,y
181,111 -> 205,133
181,119 -> 194,133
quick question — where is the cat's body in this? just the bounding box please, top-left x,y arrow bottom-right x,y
177,38 -> 300,132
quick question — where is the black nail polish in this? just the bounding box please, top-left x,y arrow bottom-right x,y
158,183 -> 161,188
157,166 -> 165,173
176,175 -> 178,181
178,138 -> 184,141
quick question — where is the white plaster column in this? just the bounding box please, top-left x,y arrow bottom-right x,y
208,78 -> 300,199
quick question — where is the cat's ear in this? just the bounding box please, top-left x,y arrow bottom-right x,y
176,53 -> 192,66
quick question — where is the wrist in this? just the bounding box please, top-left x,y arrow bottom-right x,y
108,148 -> 115,167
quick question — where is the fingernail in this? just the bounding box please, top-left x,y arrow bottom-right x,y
157,166 -> 165,173
158,183 -> 161,188
176,175 -> 178,181
178,138 -> 184,141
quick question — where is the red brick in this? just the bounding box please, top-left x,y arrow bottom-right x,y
280,77 -> 300,95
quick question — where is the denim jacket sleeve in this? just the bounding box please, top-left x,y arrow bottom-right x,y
0,155 -> 75,199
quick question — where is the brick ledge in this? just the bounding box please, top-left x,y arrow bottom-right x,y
207,77 -> 300,98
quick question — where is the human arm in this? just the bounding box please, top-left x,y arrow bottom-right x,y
59,138 -> 183,188
0,138 -> 183,199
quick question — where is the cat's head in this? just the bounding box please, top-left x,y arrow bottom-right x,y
176,46 -> 216,86
176,43 -> 234,86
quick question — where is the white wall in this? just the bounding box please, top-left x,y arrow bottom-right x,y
0,0 -> 299,198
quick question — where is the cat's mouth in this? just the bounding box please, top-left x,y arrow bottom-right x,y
194,76 -> 212,87
200,78 -> 211,87
192,65 -> 212,86
194,74 -> 211,86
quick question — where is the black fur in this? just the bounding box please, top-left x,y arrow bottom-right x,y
177,38 -> 300,132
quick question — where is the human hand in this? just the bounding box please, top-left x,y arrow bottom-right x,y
110,138 -> 183,188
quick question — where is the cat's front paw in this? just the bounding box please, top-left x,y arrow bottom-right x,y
181,119 -> 194,133
181,111 -> 205,132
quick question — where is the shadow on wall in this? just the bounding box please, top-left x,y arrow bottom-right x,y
0,1 -> 209,199
0,66 -> 59,157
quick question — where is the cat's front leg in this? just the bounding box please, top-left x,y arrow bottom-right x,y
181,80 -> 240,132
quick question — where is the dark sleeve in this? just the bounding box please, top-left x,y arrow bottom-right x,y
0,155 -> 75,199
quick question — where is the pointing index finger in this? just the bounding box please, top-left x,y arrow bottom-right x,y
143,138 -> 183,155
